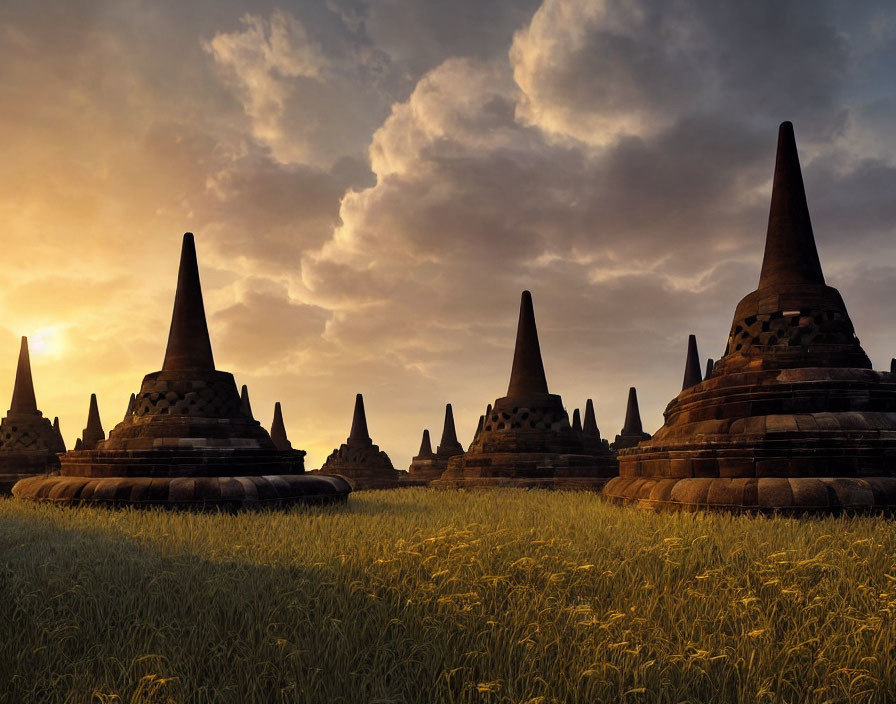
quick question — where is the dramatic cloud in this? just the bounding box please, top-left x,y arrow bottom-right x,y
1,0 -> 895,467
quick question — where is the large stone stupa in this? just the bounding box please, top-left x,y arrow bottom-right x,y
433,291 -> 617,489
13,233 -> 349,507
604,122 -> 896,512
317,394 -> 400,490
0,337 -> 65,492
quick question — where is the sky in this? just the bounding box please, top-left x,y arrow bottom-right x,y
1,0 -> 895,469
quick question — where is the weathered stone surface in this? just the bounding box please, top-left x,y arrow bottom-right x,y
317,393 -> 400,490
13,233 -> 347,507
433,291 -> 617,490
604,123 -> 896,513
0,337 -> 62,494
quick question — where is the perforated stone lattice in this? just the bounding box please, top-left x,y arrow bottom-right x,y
482,405 -> 569,434
130,378 -> 242,419
723,307 -> 860,357
0,419 -> 55,452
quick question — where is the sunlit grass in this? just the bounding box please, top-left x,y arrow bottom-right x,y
2,489 -> 896,703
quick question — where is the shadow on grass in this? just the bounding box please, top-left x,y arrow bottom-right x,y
0,511 -> 460,704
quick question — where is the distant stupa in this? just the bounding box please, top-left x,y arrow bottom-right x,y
612,387 -> 651,450
14,233 -> 350,507
604,122 -> 896,512
80,394 -> 105,451
270,402 -> 292,451
318,394 -> 399,490
0,337 -> 63,492
434,291 -> 617,489
408,403 -> 466,482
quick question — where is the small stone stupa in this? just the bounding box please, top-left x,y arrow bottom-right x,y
604,122 -> 896,512
612,387 -> 651,450
270,402 -> 292,451
434,291 -> 617,489
318,394 -> 399,490
408,404 -> 466,481
582,398 -> 613,458
14,233 -> 348,507
80,394 -> 105,450
0,337 -> 64,492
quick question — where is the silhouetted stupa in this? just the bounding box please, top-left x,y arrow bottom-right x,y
408,403 -> 466,481
434,291 -> 617,489
407,428 -> 440,480
0,337 -> 63,492
270,402 -> 292,451
318,394 -> 399,490
80,394 -> 105,451
604,122 -> 896,512
14,233 -> 347,507
612,387 -> 651,450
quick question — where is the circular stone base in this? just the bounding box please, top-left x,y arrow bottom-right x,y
430,476 -> 611,491
11,473 -> 351,509
603,476 -> 896,514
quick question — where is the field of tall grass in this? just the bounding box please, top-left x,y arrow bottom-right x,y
2,488 -> 895,703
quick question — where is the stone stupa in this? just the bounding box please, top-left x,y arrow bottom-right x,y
612,387 -> 651,450
0,337 -> 65,492
408,403 -> 465,482
79,393 -> 105,450
433,291 -> 617,489
604,122 -> 896,512
317,394 -> 399,490
13,233 -> 347,507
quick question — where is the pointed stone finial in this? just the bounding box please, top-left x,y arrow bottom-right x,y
507,291 -> 549,397
705,358 -> 714,379
270,402 -> 292,451
81,393 -> 105,450
758,122 -> 825,290
416,429 -> 434,458
583,399 -> 601,439
162,233 -> 216,372
572,408 -> 583,433
240,385 -> 253,419
53,416 -> 66,452
891,358 -> 896,374
74,437 -> 83,451
349,393 -> 370,443
474,415 -> 484,439
621,387 -> 644,436
124,393 -> 136,420
682,334 -> 702,391
486,403 -> 492,420
9,336 -> 37,414
437,403 -> 463,455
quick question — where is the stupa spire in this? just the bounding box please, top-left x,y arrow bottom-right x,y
572,408 -> 582,433
507,291 -> 549,397
240,385 -> 253,419
162,233 -> 215,372
9,336 -> 37,414
705,358 -> 714,379
682,335 -> 702,390
758,122 -> 825,290
417,429 -> 434,457
349,393 -> 370,443
621,387 -> 644,436
270,402 -> 292,451
53,416 -> 66,452
583,399 -> 600,438
124,393 -> 136,420
438,404 -> 459,447
81,393 -> 105,451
